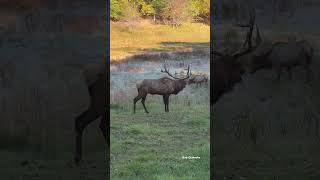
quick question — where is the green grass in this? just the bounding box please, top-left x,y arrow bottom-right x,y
110,20 -> 210,61
0,149 -> 107,179
111,102 -> 210,179
213,134 -> 320,179
0,120 -> 108,179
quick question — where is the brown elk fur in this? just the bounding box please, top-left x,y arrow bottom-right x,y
241,38 -> 314,81
74,62 -> 108,165
133,65 -> 191,113
212,55 -> 244,104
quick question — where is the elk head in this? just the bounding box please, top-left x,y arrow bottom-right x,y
160,62 -> 191,94
214,8 -> 264,74
212,8 -> 261,104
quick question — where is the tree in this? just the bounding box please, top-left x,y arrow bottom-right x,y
150,0 -> 167,20
140,2 -> 155,17
187,0 -> 210,22
110,0 -> 123,21
161,0 -> 189,26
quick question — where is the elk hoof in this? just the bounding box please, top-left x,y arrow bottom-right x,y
145,111 -> 149,114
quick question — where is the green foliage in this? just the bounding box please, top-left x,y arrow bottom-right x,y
130,0 -> 155,16
187,0 -> 210,22
110,0 -> 209,24
140,2 -> 155,16
110,0 -> 123,21
122,2 -> 140,21
150,0 -> 167,14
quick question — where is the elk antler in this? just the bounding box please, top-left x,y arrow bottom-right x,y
233,8 -> 257,58
255,24 -> 262,46
181,65 -> 192,80
161,61 -> 191,80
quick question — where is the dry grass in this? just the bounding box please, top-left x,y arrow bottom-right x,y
110,20 -> 210,61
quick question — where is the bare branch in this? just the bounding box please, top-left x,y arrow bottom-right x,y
232,8 -> 257,58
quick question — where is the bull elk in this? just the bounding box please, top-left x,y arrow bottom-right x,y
241,38 -> 314,82
74,62 -> 108,165
133,63 -> 191,113
212,8 -> 261,104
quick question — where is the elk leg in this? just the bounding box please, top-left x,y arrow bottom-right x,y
133,93 -> 143,114
274,66 -> 281,81
99,111 -> 109,144
163,95 -> 167,112
99,111 -> 110,158
165,95 -> 170,112
141,96 -> 149,114
75,108 -> 101,165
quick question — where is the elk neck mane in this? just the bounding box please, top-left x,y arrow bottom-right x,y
160,77 -> 186,94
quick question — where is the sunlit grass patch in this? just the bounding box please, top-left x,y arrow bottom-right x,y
110,20 -> 209,61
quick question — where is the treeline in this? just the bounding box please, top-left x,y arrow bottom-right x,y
110,0 -> 209,25
214,0 -> 318,22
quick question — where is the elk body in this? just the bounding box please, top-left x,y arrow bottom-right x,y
133,64 -> 191,113
74,62 -> 108,165
242,40 -> 314,81
188,75 -> 208,87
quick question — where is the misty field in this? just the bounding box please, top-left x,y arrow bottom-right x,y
110,53 -> 210,179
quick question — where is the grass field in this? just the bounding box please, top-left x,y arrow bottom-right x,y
0,150 -> 107,180
213,133 -> 320,180
111,103 -> 210,179
110,20 -> 210,61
